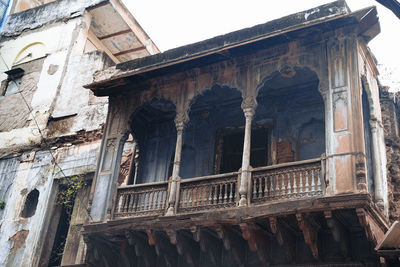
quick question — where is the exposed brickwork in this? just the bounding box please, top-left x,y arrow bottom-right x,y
277,140 -> 295,164
380,86 -> 400,221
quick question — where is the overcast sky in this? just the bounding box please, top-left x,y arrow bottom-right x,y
122,0 -> 399,69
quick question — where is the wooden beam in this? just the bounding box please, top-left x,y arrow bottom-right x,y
324,210 -> 349,258
240,223 -> 270,264
87,30 -> 120,63
269,217 -> 295,262
98,29 -> 133,40
113,46 -> 146,57
191,226 -> 221,266
296,213 -> 320,260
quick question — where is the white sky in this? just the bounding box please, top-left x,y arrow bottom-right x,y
122,0 -> 400,68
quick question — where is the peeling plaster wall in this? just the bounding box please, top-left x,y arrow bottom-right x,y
0,141 -> 101,267
2,0 -> 102,36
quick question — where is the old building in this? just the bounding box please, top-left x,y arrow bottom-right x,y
0,0 -> 158,266
82,1 -> 400,266
1,0 -> 400,266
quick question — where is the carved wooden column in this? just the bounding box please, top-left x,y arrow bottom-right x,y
166,113 -> 187,216
239,97 -> 257,206
370,119 -> 384,208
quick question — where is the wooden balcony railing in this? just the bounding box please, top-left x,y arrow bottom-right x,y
251,158 -> 323,203
177,172 -> 238,213
113,158 -> 324,219
113,181 -> 168,218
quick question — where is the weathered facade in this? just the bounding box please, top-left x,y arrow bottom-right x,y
82,1 -> 399,266
1,0 -> 400,266
0,0 -> 158,266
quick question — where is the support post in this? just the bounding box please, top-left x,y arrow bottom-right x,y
166,113 -> 187,216
370,119 -> 384,209
239,96 -> 257,206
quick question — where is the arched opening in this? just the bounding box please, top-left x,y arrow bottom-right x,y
21,188 -> 39,218
255,67 -> 325,164
182,85 -> 244,178
130,99 -> 176,184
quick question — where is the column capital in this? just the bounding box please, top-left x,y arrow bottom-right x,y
241,96 -> 257,118
174,112 -> 189,131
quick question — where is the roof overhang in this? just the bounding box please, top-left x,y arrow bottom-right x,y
85,0 -> 380,96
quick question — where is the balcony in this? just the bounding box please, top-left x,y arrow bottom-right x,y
113,157 -> 324,219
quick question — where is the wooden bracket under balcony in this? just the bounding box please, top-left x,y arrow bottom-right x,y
296,213 -> 321,260
239,222 -> 270,264
146,229 -> 177,267
324,210 -> 350,258
269,217 -> 295,262
191,226 -> 222,266
215,225 -> 245,266
165,228 -> 199,267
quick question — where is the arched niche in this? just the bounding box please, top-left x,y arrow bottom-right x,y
129,99 -> 176,184
255,66 -> 325,164
21,189 -> 39,218
13,42 -> 46,65
181,85 -> 243,178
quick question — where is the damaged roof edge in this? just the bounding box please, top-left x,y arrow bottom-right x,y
1,0 -> 107,37
85,0 -> 378,92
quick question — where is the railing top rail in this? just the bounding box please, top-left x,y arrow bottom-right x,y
180,171 -> 238,183
251,157 -> 321,172
118,180 -> 168,189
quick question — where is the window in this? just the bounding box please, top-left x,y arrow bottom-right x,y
2,68 -> 24,96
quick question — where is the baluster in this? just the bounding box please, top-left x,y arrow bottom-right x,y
253,178 -> 257,199
126,194 -> 131,213
293,172 -> 297,194
287,172 -> 291,197
317,169 -> 322,191
305,169 -> 310,193
257,177 -> 262,198
213,185 -> 218,204
118,193 -> 124,213
130,193 -> 136,212
311,169 -> 316,193
150,191 -> 155,210
299,171 -> 303,194
162,191 -> 166,209
223,183 -> 228,203
219,184 -> 223,204
263,176 -> 268,198
156,190 -> 161,209
202,186 -> 206,206
190,188 -> 196,207
281,173 -> 287,196
144,192 -> 149,211
229,182 -> 233,203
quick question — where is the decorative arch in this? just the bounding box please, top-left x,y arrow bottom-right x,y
254,66 -> 325,163
129,98 -> 177,184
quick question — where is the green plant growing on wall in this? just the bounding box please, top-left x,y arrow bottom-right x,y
57,170 -> 87,210
0,200 -> 5,209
